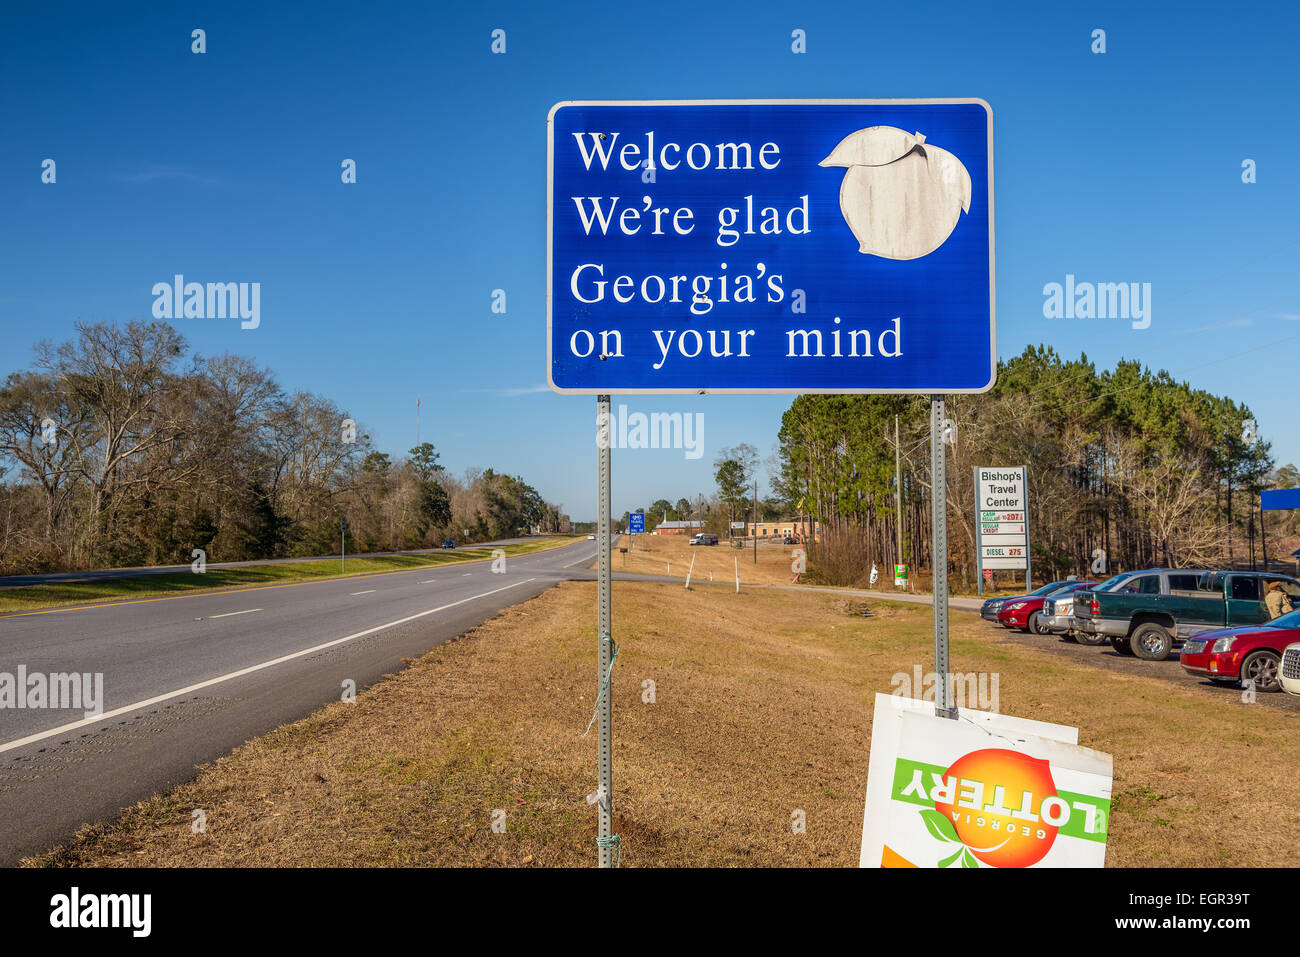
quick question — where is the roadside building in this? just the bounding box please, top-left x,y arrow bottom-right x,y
749,520 -> 820,542
653,520 -> 704,535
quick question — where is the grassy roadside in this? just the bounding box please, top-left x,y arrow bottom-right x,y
606,533 -> 802,586
0,537 -> 583,615
25,579 -> 1300,867
606,534 -> 1053,598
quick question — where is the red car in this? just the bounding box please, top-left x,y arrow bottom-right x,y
996,581 -> 1097,634
1178,611 -> 1300,692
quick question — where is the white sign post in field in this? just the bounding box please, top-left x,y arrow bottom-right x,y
975,466 -> 1029,595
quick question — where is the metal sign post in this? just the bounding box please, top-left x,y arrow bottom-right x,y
595,396 -> 615,867
931,396 -> 954,719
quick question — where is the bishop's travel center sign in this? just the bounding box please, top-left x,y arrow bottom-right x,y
976,466 -> 1029,572
547,100 -> 995,394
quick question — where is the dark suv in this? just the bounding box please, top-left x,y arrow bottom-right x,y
1074,569 -> 1300,660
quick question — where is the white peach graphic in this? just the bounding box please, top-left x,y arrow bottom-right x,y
819,126 -> 972,260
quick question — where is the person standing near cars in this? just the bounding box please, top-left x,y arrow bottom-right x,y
1266,581 -> 1290,620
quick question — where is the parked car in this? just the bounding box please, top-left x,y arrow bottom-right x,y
998,581 -> 1097,634
441,539 -> 456,549
689,533 -> 719,546
587,534 -> 597,540
1281,641 -> 1300,697
980,581 -> 1082,623
1043,575 -> 1135,642
1041,591 -> 1087,638
1074,569 -> 1300,660
783,535 -> 797,545
1179,609 -> 1300,692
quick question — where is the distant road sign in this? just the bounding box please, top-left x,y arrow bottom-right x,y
1263,489 -> 1300,510
548,99 -> 995,394
729,521 -> 746,529
628,512 -> 645,533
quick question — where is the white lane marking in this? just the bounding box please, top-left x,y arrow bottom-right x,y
351,589 -> 376,595
420,579 -> 438,584
462,573 -> 471,577
0,578 -> 539,755
208,608 -> 262,619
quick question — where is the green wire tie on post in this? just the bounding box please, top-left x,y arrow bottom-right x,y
596,832 -> 622,867
583,636 -> 620,736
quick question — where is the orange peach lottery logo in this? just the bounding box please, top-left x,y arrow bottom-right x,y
922,748 -> 1061,868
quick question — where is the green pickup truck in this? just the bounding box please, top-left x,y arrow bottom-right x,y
1072,569 -> 1300,661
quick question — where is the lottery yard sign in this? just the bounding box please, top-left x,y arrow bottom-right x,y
547,100 -> 995,394
860,694 -> 1113,868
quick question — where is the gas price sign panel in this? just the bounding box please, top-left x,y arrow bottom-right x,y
976,466 -> 1028,570
547,100 -> 994,394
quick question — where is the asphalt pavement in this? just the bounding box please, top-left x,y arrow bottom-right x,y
0,537 -> 604,863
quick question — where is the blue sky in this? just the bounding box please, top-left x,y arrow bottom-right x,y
2,0 -> 1298,520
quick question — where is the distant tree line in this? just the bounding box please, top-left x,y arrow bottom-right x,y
0,321 -> 565,574
773,345 -> 1286,586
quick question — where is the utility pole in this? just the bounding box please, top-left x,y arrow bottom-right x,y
341,515 -> 347,573
930,396 -> 954,720
416,396 -> 421,446
753,478 -> 758,564
895,413 -> 903,578
1226,431 -> 1234,566
1261,497 -> 1269,571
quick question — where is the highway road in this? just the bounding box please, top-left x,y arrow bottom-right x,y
0,536 -> 608,864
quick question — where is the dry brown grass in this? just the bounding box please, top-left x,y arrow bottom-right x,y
25,580 -> 1300,868
609,533 -> 806,587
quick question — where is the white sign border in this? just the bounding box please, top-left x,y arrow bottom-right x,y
976,465 -> 1029,576
546,98 -> 997,395
860,693 -> 1091,867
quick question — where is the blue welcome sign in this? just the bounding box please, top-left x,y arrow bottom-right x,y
547,99 -> 995,395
